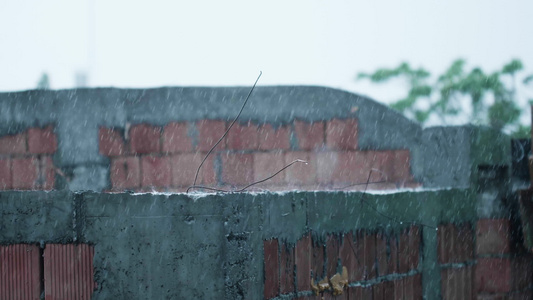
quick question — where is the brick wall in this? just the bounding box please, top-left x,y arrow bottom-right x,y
0,244 -> 95,299
264,227 -> 423,299
263,220 -> 533,299
438,222 -> 475,299
0,126 -> 56,190
474,219 -> 533,299
436,220 -> 533,300
0,88 -> 530,298
99,119 -> 419,192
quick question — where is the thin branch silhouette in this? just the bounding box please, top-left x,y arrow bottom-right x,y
332,180 -> 388,190
186,159 -> 307,193
190,71 -> 262,191
333,168 -> 389,190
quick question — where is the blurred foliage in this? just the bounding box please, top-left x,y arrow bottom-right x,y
36,73 -> 50,90
357,59 -> 533,138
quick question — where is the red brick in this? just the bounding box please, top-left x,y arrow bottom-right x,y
141,156 -> 171,188
28,126 -> 57,154
12,157 -> 38,189
454,224 -> 466,263
373,281 -> 394,300
296,233 -> 311,292
392,150 -> 412,183
0,159 -> 12,189
196,120 -> 226,152
476,294 -> 507,300
43,244 -> 96,299
170,153 -> 216,187
457,223 -> 474,262
221,153 -> 253,186
475,258 -> 511,293
339,232 -> 362,282
363,232 -> 377,279
398,229 -> 409,273
403,274 -> 422,300
326,118 -> 358,150
448,224 -> 460,264
326,234 -> 340,278
0,244 -> 42,299
39,156 -> 55,190
439,223 -> 463,264
476,219 -> 510,255
388,236 -> 399,274
264,239 -> 279,299
110,156 -> 140,190
441,268 -> 456,300
226,121 -> 258,150
354,231 -> 365,280
253,152 -> 285,187
373,282 -> 384,300
464,266 -> 474,300
295,296 -> 321,300
408,226 -> 420,270
0,133 -> 26,154
376,232 -> 388,276
393,279 -> 404,300
316,151 -> 337,185
284,152 -> 317,186
312,238 -> 325,281
323,151 -> 379,188
511,256 -> 533,291
258,124 -> 290,150
280,243 -> 295,294
323,292 -> 347,300
162,122 -> 192,153
509,292 -> 533,300
383,281 -> 395,299
367,151 -> 395,182
130,124 -> 161,154
294,120 -> 324,150
348,286 -> 373,299
99,128 -> 127,156
438,224 -> 450,264
403,181 -> 422,189
441,267 -> 473,300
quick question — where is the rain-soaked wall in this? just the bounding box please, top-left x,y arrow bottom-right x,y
0,189 -> 531,299
1,87 -> 531,299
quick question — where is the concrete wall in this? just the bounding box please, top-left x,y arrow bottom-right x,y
3,188 -> 524,299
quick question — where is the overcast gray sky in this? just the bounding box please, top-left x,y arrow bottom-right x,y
1,0 -> 532,105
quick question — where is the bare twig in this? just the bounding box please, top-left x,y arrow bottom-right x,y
235,159 -> 307,192
333,168 -> 389,190
186,159 -> 307,193
190,71 -> 262,191
332,180 -> 388,190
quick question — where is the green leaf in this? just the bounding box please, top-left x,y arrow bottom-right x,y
523,74 -> 533,85
414,110 -> 431,123
511,125 -> 531,138
438,59 -> 465,82
502,59 -> 523,75
390,97 -> 417,112
36,73 -> 50,90
488,100 -> 521,129
357,67 -> 401,83
408,85 -> 432,98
